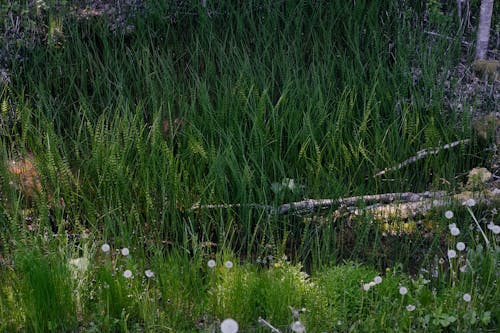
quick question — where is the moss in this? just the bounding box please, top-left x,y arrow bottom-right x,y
473,113 -> 500,143
472,59 -> 499,81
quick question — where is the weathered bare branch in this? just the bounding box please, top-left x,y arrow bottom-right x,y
374,139 -> 470,178
190,191 -> 448,216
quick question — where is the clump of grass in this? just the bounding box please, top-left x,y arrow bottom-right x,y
15,248 -> 77,332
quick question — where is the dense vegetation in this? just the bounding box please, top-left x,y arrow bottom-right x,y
0,1 -> 498,331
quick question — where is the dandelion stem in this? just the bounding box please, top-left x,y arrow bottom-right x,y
258,317 -> 282,333
467,207 -> 490,246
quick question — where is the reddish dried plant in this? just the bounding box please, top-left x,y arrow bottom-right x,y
7,154 -> 42,200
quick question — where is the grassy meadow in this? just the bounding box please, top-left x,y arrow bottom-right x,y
0,0 -> 499,332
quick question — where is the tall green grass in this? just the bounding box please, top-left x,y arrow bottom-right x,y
4,1 -> 478,264
0,1 -> 497,330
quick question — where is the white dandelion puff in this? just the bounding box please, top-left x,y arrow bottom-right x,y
121,247 -> 130,256
224,261 -> 234,269
493,225 -> 500,235
399,286 -> 408,295
450,227 -> 460,236
290,321 -> 306,333
373,276 -> 382,284
456,242 -> 466,251
220,318 -> 239,333
447,249 -> 457,259
123,270 -> 133,278
463,293 -> 471,302
101,243 -> 111,253
145,270 -> 155,278
445,210 -> 454,219
207,259 -> 216,268
464,198 -> 476,207
406,304 -> 416,312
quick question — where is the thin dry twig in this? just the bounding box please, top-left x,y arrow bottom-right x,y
373,139 -> 470,178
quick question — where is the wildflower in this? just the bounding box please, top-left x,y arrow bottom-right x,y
399,286 -> 408,295
459,265 -> 467,273
464,198 -> 476,207
487,222 -> 495,230
207,259 -> 216,268
456,242 -> 466,251
290,321 -> 306,333
101,243 -> 111,253
448,223 -> 457,230
374,276 -> 383,284
224,261 -> 234,269
450,227 -> 460,236
123,270 -> 133,278
121,247 -> 130,256
220,318 -> 239,333
145,270 -> 155,278
406,304 -> 416,312
445,210 -> 454,219
447,249 -> 457,259
363,283 -> 371,291
463,293 -> 471,302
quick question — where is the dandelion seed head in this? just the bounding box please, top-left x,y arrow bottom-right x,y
445,210 -> 454,219
363,283 -> 371,291
493,225 -> 500,235
207,259 -> 216,268
463,293 -> 471,302
487,222 -> 495,230
447,249 -> 457,259
220,318 -> 239,333
290,321 -> 306,333
101,243 -> 110,253
145,269 -> 155,278
399,286 -> 408,295
406,304 -> 416,312
224,261 -> 233,269
121,247 -> 130,256
450,227 -> 460,236
448,223 -> 457,230
123,269 -> 133,278
456,242 -> 466,251
374,276 -> 382,284
459,265 -> 467,273
465,198 -> 476,207
368,281 -> 376,288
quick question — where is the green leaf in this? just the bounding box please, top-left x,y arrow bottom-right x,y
463,310 -> 477,325
480,311 -> 491,325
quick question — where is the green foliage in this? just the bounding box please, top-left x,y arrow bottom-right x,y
0,0 -> 497,331
15,248 -> 77,332
210,259 -> 313,330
